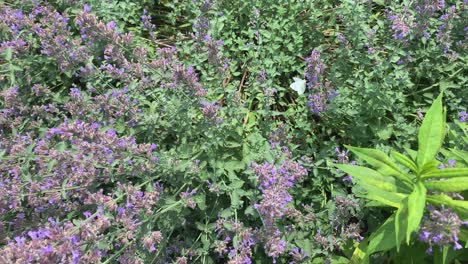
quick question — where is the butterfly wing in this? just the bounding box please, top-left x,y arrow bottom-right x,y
290,77 -> 306,95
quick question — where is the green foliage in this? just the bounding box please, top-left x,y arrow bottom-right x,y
336,93 -> 468,262
1,0 -> 467,263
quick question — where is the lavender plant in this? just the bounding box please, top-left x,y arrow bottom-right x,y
1,0 -> 467,263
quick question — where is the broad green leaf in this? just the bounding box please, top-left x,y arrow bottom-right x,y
366,201 -> 392,207
335,164 -> 398,192
367,213 -> 404,255
404,147 -> 418,161
434,246 -> 450,264
459,229 -> 468,242
391,150 -> 417,174
419,160 -> 440,175
440,148 -> 468,165
406,182 -> 426,244
421,168 -> 468,179
417,93 -> 446,168
449,149 -> 468,164
395,200 -> 408,252
351,237 -> 369,264
345,146 -> 412,184
362,186 -> 406,208
427,194 -> 468,219
424,178 -> 468,192
372,0 -> 385,6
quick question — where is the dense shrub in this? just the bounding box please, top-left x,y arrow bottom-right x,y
0,0 -> 466,263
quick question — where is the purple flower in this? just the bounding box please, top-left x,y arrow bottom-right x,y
106,21 -> 116,30
41,245 -> 53,255
459,111 -> 467,122
83,211 -> 92,218
83,4 -> 92,13
387,9 -> 414,40
253,154 -> 307,226
419,205 -> 465,253
303,50 -> 334,114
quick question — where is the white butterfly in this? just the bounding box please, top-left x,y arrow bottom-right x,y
290,77 -> 306,95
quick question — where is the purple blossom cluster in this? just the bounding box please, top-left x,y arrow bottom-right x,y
204,35 -> 229,73
303,50 -> 336,114
268,123 -> 289,150
214,218 -> 255,264
252,154 -> 307,225
459,111 -> 467,122
336,33 -> 349,46
169,65 -> 208,97
251,148 -> 307,262
419,205 -> 468,253
0,5 -> 90,71
333,147 -> 356,182
141,9 -> 156,39
365,29 -> 377,54
436,5 -> 459,57
414,0 -> 445,38
180,188 -> 197,209
387,8 -> 415,41
65,87 -> 141,127
438,159 -> 456,169
200,100 -> 222,123
0,120 -> 159,219
0,177 -> 163,263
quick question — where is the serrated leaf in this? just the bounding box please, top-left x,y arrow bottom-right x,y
346,146 -> 412,184
3,47 -> 13,60
424,178 -> 468,192
406,182 -> 426,244
417,93 -> 446,168
421,168 -> 468,179
219,208 -> 233,218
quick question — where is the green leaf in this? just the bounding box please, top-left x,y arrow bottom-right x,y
449,149 -> 468,164
419,160 -> 440,175
424,178 -> 468,192
391,150 -> 418,174
362,186 -> 406,208
3,47 -> 13,60
367,213 -> 403,255
395,200 -> 408,252
345,146 -> 412,184
421,168 -> 468,179
373,0 -> 385,5
427,194 -> 468,219
459,229 -> 468,242
434,246 -> 450,264
335,164 -> 399,192
406,182 -> 426,244
417,93 -> 446,168
404,147 -> 418,161
351,237 -> 369,264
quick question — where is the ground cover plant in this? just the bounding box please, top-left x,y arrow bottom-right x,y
0,0 -> 466,263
